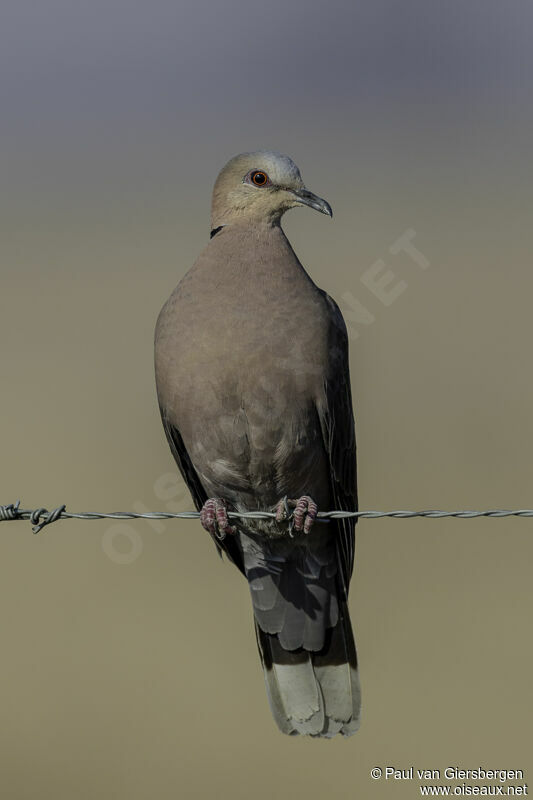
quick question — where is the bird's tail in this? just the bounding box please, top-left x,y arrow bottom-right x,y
254,599 -> 361,737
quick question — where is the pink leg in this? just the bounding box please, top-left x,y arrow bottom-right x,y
200,498 -> 236,540
275,495 -> 318,534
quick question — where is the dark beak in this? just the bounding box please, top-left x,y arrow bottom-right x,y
290,188 -> 333,217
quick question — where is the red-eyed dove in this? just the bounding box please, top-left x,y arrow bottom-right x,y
155,152 -> 360,736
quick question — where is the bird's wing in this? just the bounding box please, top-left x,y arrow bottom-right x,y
316,293 -> 358,597
159,406 -> 245,574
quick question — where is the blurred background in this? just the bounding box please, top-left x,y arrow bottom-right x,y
1,1 -> 532,798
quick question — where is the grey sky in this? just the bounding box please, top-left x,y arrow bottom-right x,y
2,0 -> 532,135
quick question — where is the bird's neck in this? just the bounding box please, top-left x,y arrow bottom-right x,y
200,219 -> 312,287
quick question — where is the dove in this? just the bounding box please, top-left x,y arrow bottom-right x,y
154,151 -> 360,736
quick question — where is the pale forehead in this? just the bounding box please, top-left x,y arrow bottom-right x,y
222,151 -> 303,185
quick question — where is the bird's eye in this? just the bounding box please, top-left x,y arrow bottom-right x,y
250,170 -> 269,186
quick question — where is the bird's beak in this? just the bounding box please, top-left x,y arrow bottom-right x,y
290,187 -> 333,217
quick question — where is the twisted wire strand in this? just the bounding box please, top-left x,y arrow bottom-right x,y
2,501 -> 533,534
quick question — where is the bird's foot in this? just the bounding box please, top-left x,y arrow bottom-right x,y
275,495 -> 318,535
200,498 -> 236,541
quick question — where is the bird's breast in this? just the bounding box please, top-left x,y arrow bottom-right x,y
154,246 -> 332,508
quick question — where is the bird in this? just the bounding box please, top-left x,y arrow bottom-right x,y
154,151 -> 361,737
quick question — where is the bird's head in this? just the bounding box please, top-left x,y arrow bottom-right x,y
211,151 -> 332,231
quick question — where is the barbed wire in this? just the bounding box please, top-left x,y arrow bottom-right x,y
2,501 -> 533,534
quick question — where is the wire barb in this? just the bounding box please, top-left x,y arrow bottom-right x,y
30,504 -> 67,534
2,502 -> 533,534
0,501 -> 21,521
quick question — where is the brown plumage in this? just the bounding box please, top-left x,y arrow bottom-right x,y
154,151 -> 360,736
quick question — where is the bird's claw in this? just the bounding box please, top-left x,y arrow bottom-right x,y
275,495 -> 291,523
275,495 -> 318,535
200,498 -> 236,541
293,495 -> 318,534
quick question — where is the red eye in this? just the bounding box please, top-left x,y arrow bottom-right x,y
251,170 -> 269,186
